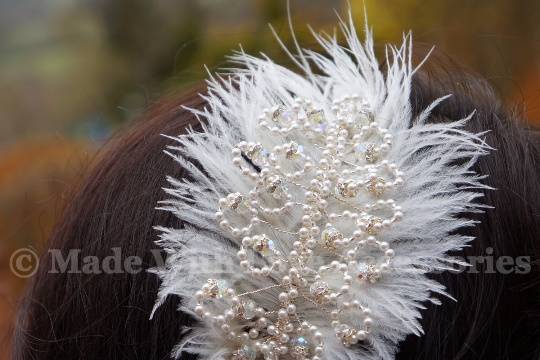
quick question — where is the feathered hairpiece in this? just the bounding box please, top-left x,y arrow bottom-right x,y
152,10 -> 490,360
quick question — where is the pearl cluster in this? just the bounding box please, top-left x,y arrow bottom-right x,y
197,95 -> 404,359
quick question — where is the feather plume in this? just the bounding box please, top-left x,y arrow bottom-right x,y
151,10 -> 491,360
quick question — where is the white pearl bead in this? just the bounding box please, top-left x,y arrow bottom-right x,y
249,328 -> 259,339
357,330 -> 367,340
255,307 -> 265,317
288,288 -> 298,298
267,325 -> 277,335
257,317 -> 267,328
364,317 -> 373,327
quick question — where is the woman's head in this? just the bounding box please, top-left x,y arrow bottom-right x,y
13,44 -> 540,360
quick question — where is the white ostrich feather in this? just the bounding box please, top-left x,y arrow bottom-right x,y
151,10 -> 491,360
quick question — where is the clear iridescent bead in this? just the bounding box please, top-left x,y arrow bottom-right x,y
290,336 -> 311,359
231,344 -> 256,360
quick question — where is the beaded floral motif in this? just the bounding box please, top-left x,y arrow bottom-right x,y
195,96 -> 403,359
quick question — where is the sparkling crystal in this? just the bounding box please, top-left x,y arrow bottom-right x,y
227,192 -> 244,209
266,176 -> 286,199
336,179 -> 358,198
355,143 -> 367,153
281,109 -> 298,122
367,177 -> 386,196
233,298 -> 257,319
294,336 -> 309,347
317,122 -> 327,132
205,278 -> 229,298
358,101 -> 372,120
217,279 -> 229,298
309,281 -> 330,298
246,144 -> 263,162
357,262 -> 369,274
307,109 -> 325,123
271,107 -> 284,121
337,327 -> 358,346
365,216 -> 383,235
365,144 -> 377,163
231,344 -> 257,360
252,235 -> 274,256
357,263 -> 376,282
290,336 -> 311,359
321,226 -> 343,249
242,299 -> 257,320
285,142 -> 303,159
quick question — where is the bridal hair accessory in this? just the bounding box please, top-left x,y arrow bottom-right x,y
152,11 -> 490,360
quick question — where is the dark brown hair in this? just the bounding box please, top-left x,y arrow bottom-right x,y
13,50 -> 540,360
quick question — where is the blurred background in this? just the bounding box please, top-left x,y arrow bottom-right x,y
1,0 -> 539,357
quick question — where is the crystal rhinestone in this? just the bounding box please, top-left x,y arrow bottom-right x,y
234,298 -> 257,319
367,177 -> 386,196
290,336 -> 311,359
310,281 -> 329,296
252,235 -> 274,256
231,344 -> 257,360
272,106 -> 284,121
205,278 -> 229,298
227,192 -> 244,209
266,176 -> 286,199
356,263 -> 376,282
246,143 -> 264,162
307,109 -> 325,124
217,279 -> 229,298
336,179 -> 359,198
357,101 -> 372,121
357,262 -> 369,274
321,226 -> 343,249
365,144 -> 378,163
338,327 -> 358,346
281,109 -> 298,122
310,281 -> 330,303
355,143 -> 367,153
285,142 -> 304,159
242,299 -> 257,320
365,216 -> 383,235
